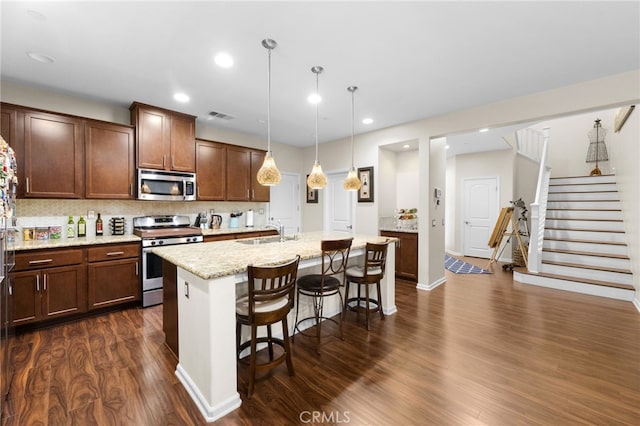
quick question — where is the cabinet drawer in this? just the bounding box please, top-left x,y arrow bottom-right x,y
15,249 -> 84,271
87,243 -> 139,262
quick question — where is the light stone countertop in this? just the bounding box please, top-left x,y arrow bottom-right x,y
13,234 -> 141,251
201,227 -> 278,237
152,231 -> 397,280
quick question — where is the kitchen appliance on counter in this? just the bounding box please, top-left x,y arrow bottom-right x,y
133,215 -> 203,307
211,214 -> 222,229
137,168 -> 196,202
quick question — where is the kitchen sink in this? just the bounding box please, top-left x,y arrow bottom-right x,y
236,235 -> 297,245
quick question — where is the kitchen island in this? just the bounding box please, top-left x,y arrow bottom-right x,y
152,231 -> 396,422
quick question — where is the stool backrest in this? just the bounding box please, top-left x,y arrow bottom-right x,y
363,242 -> 388,280
246,255 -> 301,318
320,238 -> 353,288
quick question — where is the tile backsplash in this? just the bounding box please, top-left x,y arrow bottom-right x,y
15,199 -> 269,239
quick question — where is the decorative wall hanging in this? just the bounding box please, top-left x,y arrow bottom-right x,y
357,167 -> 374,202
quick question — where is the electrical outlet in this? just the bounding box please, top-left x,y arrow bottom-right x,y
88,210 -> 95,219
259,208 -> 265,215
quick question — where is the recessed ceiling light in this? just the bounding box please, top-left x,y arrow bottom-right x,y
173,93 -> 190,103
479,128 -> 489,132
307,93 -> 321,104
403,144 -> 410,149
27,52 -> 55,64
362,118 -> 373,125
214,52 -> 233,68
445,145 -> 450,150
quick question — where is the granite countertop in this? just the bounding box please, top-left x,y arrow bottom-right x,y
152,231 -> 397,280
201,227 -> 278,237
13,234 -> 142,251
379,227 -> 418,234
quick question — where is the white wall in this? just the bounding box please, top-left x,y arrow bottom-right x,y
378,148 -> 397,219
606,106 -> 640,305
446,149 -> 514,257
395,150 -> 419,210
536,108 -> 618,177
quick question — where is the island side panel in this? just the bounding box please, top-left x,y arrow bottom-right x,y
175,268 -> 242,422
382,242 -> 397,315
162,260 -> 179,359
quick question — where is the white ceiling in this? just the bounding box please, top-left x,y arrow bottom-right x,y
1,1 -> 638,148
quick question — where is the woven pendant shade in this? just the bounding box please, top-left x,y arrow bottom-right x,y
307,162 -> 327,189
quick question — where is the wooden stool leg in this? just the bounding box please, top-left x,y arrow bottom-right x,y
365,282 -> 371,331
343,280 -> 350,319
377,280 -> 385,320
236,321 -> 242,360
248,324 -> 258,398
281,316 -> 295,377
267,324 -> 274,360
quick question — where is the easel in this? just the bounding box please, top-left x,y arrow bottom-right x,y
486,207 -> 528,270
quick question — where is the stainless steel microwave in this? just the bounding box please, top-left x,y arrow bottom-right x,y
137,168 -> 196,201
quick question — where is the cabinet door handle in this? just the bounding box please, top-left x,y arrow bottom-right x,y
184,281 -> 189,299
135,261 -> 139,276
29,259 -> 53,265
130,183 -> 133,196
36,275 -> 40,292
172,155 -> 175,169
8,282 -> 12,296
106,251 -> 125,256
43,274 -> 47,291
26,177 -> 30,193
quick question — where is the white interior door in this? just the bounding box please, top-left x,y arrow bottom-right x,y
268,172 -> 300,234
463,177 -> 498,258
324,171 -> 354,233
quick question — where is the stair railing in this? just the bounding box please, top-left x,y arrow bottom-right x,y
527,127 -> 551,273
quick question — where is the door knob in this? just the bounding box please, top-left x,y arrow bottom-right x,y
465,221 -> 470,224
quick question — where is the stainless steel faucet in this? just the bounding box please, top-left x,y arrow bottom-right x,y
265,220 -> 285,242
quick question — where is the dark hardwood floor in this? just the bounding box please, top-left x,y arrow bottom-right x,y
3,261 -> 640,425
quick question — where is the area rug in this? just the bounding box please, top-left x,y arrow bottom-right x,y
444,255 -> 491,274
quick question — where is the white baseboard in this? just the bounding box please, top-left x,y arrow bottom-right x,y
417,276 -> 446,291
175,364 -> 241,422
633,296 -> 640,313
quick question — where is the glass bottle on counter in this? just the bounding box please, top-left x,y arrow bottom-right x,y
67,215 -> 75,238
77,216 -> 86,237
95,213 -> 103,236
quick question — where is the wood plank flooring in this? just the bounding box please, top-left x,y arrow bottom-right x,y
3,260 -> 640,425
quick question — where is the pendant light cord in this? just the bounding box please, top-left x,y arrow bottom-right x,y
267,47 -> 272,155
350,89 -> 355,168
315,71 -> 319,163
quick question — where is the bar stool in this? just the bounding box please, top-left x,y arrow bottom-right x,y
293,238 -> 352,352
344,242 -> 388,330
236,255 -> 300,397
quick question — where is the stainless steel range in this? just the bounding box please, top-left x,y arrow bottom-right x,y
133,215 -> 203,307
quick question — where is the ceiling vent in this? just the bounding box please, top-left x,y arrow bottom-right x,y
208,111 -> 234,120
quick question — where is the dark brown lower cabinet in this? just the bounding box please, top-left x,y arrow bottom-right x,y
11,265 -> 87,325
87,243 -> 140,310
380,230 -> 418,282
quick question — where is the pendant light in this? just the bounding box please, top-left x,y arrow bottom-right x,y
256,38 -> 281,186
306,66 -> 327,190
343,86 -> 362,191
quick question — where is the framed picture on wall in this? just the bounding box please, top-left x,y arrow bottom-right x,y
357,166 -> 374,202
306,175 -> 318,203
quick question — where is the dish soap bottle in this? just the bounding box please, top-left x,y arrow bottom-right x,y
67,215 -> 75,238
77,216 -> 86,237
95,213 -> 103,236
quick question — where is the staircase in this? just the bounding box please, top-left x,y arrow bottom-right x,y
515,174 -> 635,301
